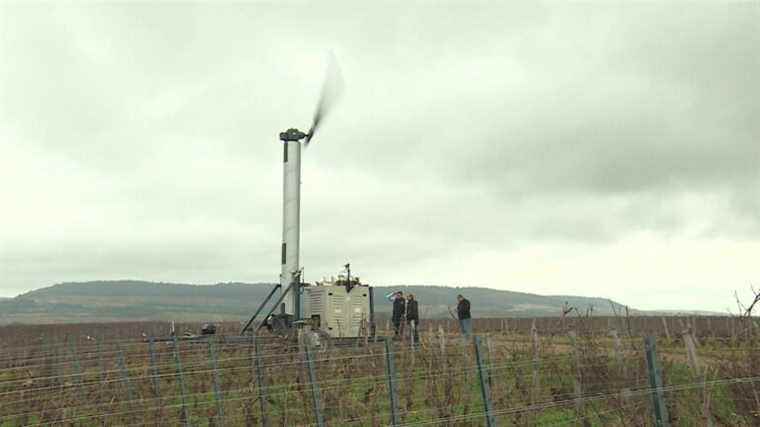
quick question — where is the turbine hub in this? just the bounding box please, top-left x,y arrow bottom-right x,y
279,128 -> 308,142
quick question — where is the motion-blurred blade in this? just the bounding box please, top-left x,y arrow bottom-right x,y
306,52 -> 344,145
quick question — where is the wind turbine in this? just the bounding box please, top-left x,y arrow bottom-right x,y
277,53 -> 344,319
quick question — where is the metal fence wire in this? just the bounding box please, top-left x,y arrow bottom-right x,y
1,319 -> 759,426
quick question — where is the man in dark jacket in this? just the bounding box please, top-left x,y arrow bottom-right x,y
392,291 -> 406,338
456,294 -> 472,338
406,294 -> 420,343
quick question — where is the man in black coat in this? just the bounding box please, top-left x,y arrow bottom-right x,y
392,291 -> 406,338
405,294 -> 420,343
456,294 -> 472,338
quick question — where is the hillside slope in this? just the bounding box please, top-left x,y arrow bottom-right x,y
0,280 -> 630,324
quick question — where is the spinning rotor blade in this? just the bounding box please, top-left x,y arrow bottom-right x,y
306,52 -> 344,145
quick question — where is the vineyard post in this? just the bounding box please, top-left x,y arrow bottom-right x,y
678,318 -> 701,373
171,336 -> 191,427
689,317 -> 701,346
485,336 -> 494,387
661,318 -> 671,343
383,339 -> 400,426
147,336 -> 163,424
40,336 -> 59,421
644,336 -> 670,427
364,318 -> 370,347
437,325 -> 445,355
611,327 -> 632,407
252,334 -> 269,427
50,338 -> 62,390
67,335 -> 83,386
247,333 -> 255,423
148,337 -> 161,398
686,333 -> 701,373
208,337 -> 225,425
98,336 -> 106,385
40,335 -> 51,387
568,331 -> 583,417
474,336 -> 497,427
610,329 -> 627,378
531,319 -> 540,402
117,349 -> 136,403
410,320 -> 416,349
749,316 -> 754,340
304,344 -> 325,427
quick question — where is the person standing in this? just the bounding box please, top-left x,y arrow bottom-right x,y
406,294 -> 419,343
392,291 -> 406,338
456,294 -> 472,338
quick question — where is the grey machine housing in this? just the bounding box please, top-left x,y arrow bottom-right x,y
302,271 -> 375,339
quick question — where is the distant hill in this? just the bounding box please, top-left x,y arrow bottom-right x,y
0,280 -> 632,324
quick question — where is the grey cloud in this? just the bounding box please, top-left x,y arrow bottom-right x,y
1,2 -> 758,309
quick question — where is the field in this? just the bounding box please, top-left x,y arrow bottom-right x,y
1,316 -> 759,426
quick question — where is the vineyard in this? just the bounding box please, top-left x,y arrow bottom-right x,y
1,316 -> 759,426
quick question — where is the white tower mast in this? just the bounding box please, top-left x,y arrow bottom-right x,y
278,128 -> 308,317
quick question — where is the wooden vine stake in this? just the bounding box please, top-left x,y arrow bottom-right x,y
531,319 -> 540,402
678,318 -> 701,373
208,337 -> 225,425
251,334 -> 269,427
568,330 -> 583,416
661,317 -> 671,343
437,325 -> 446,355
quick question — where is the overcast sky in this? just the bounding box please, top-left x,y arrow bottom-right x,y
1,2 -> 758,312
